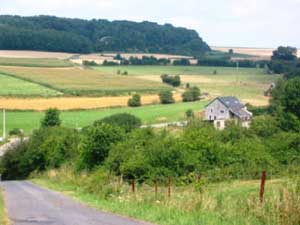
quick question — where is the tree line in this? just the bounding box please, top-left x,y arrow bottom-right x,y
0,15 -> 210,55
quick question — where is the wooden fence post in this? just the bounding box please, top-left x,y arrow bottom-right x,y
131,179 -> 135,193
168,177 -> 171,198
259,171 -> 267,203
154,178 -> 158,198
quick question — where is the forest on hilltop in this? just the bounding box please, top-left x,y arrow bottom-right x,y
0,15 -> 210,55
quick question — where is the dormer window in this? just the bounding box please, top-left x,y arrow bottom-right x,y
220,110 -> 224,114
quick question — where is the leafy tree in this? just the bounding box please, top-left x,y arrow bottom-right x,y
77,123 -> 125,170
173,59 -> 191,66
159,90 -> 175,104
271,46 -> 298,61
128,94 -> 142,107
269,46 -> 299,74
280,77 -> 300,119
185,109 -> 194,119
96,113 -> 142,132
0,15 -> 210,56
161,74 -> 181,87
41,108 -> 61,128
182,87 -> 200,102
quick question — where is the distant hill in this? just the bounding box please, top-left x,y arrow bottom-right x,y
0,15 -> 210,56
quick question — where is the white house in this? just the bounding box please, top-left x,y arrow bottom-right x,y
205,96 -> 252,130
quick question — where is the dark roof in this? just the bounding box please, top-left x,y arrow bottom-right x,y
217,96 -> 244,110
208,96 -> 252,119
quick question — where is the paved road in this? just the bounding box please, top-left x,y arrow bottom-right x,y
0,181 -> 152,225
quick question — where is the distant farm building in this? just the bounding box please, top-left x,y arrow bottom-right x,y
204,96 -> 252,130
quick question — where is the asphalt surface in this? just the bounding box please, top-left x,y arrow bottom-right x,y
0,181 -> 152,225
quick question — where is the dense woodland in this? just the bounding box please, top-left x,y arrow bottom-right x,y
0,15 -> 210,55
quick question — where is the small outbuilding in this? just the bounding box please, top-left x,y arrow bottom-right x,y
204,96 -> 252,130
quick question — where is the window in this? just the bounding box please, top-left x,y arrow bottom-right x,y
220,110 -> 225,114
214,116 -> 217,120
209,116 -> 212,120
211,109 -> 213,113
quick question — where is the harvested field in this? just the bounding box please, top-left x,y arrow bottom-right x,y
212,46 -> 300,59
0,66 -> 170,96
0,50 -> 74,59
0,57 -> 74,67
0,94 -> 182,111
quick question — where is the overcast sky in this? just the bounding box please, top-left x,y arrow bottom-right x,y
1,0 -> 299,48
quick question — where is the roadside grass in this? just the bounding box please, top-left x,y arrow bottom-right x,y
0,188 -> 9,225
32,170 -> 300,225
0,58 -> 73,67
0,101 -> 208,135
0,73 -> 61,97
0,67 -> 170,96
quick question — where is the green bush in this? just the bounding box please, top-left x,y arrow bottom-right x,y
9,128 -> 23,136
128,94 -> 141,107
0,127 -> 79,180
41,108 -> 61,128
96,113 -> 142,133
77,123 -> 125,170
182,87 -> 200,102
161,74 -> 181,87
159,90 -> 175,104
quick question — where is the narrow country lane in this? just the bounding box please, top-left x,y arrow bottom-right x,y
0,181 -> 152,225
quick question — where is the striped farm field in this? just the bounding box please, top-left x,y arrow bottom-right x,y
0,66 -> 170,96
95,66 -> 282,106
0,101 -> 208,134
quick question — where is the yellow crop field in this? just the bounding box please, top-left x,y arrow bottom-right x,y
0,94 -> 182,111
0,66 -> 170,96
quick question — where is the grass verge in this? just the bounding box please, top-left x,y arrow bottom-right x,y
0,188 -> 9,225
32,172 -> 300,225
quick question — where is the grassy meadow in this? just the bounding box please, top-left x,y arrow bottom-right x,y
0,57 -> 73,67
0,72 -> 61,97
0,66 -> 170,96
33,172 -> 300,225
94,66 -> 282,105
0,101 -> 208,134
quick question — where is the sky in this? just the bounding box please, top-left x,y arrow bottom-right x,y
0,0 -> 299,48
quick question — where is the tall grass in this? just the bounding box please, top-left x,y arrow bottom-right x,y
32,167 -> 300,225
0,188 -> 9,225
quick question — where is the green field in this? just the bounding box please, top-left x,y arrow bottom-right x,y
0,67 -> 170,96
0,101 -> 208,135
0,57 -> 73,67
0,73 -> 61,97
95,66 -> 281,105
93,65 -> 266,76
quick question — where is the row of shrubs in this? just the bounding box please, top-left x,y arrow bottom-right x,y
1,107 -> 300,183
127,86 -> 201,107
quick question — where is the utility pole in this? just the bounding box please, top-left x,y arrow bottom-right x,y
3,109 -> 6,140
